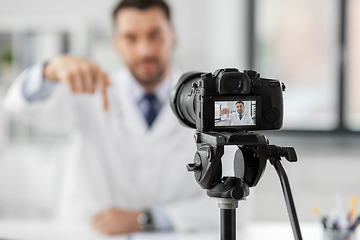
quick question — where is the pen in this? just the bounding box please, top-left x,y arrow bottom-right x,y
349,195 -> 357,224
342,216 -> 360,240
312,207 -> 327,229
330,209 -> 340,230
349,216 -> 360,231
341,216 -> 360,240
312,207 -> 320,216
322,217 -> 328,229
335,194 -> 346,229
332,221 -> 339,230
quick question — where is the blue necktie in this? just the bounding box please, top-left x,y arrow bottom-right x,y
143,94 -> 159,127
239,114 -> 243,121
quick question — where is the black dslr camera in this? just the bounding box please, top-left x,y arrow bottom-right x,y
170,68 -> 285,132
170,68 -> 302,240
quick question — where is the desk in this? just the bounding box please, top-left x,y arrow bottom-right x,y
0,220 -> 349,240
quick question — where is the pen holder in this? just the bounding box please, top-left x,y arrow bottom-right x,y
323,228 -> 356,240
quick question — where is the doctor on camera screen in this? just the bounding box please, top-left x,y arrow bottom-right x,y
217,101 -> 254,126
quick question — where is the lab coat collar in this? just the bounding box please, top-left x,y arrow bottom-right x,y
237,111 -> 244,118
127,71 -> 173,107
110,67 -> 182,134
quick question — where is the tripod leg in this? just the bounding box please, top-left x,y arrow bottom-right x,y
221,209 -> 236,240
272,158 -> 303,240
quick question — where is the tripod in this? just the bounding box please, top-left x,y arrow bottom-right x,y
187,131 -> 303,240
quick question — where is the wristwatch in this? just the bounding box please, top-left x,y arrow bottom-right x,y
137,210 -> 155,231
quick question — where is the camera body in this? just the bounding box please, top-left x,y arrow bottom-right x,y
171,68 -> 285,132
197,68 -> 284,132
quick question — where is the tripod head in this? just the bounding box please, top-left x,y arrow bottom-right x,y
187,131 -> 296,199
187,131 -> 302,240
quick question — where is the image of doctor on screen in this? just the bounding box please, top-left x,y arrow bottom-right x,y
217,101 -> 254,126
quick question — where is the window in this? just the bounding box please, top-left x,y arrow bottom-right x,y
254,0 -> 340,130
345,0 -> 360,131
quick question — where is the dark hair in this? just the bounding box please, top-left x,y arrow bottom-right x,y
112,0 -> 171,22
236,101 -> 245,106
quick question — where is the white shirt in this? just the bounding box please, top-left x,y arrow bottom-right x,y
128,71 -> 172,118
221,111 -> 254,126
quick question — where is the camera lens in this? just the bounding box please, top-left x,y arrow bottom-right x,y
228,78 -> 240,88
170,72 -> 203,129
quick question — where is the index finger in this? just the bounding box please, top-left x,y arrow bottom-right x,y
98,71 -> 109,111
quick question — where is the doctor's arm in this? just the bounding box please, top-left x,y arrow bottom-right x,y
43,55 -> 110,110
220,108 -> 230,119
91,206 -> 173,235
91,196 -> 221,234
3,55 -> 110,130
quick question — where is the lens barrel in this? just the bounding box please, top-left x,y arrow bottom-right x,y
170,72 -> 203,129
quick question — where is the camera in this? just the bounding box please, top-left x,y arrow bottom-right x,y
170,68 -> 302,240
170,68 -> 285,132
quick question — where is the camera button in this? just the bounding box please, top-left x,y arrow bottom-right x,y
265,108 -> 280,123
269,82 -> 280,88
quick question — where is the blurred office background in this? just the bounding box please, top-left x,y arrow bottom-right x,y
0,0 -> 359,223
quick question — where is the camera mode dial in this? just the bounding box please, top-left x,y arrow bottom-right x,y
244,70 -> 260,81
201,72 -> 213,79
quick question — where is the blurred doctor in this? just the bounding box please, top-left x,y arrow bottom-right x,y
3,0 -> 221,235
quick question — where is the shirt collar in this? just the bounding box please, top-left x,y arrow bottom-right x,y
128,72 -> 172,105
237,111 -> 244,117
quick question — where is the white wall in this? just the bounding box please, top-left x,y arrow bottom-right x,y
169,0 -> 248,72
0,0 -> 248,72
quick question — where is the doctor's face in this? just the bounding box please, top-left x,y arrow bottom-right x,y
113,7 -> 175,91
236,103 -> 245,115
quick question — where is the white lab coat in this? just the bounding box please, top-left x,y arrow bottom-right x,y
221,111 -> 254,126
3,66 -> 252,231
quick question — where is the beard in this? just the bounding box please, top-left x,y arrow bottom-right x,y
129,57 -> 167,89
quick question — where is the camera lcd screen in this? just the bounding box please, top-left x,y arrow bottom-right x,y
214,100 -> 256,127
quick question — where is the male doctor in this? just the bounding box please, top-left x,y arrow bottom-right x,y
3,0 -> 222,235
220,101 -> 254,126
